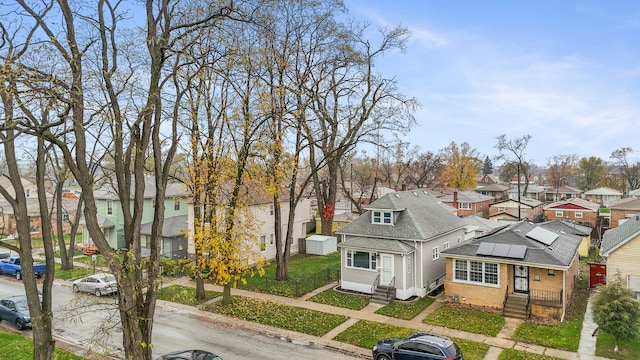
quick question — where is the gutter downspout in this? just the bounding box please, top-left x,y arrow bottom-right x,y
415,241 -> 419,296
561,270 -> 566,322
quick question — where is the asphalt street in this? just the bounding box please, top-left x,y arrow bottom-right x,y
0,276 -> 363,359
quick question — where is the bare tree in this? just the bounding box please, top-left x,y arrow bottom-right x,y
610,147 -> 640,194
495,134 -> 532,221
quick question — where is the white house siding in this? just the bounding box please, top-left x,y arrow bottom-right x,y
340,246 -> 379,293
186,198 -> 313,263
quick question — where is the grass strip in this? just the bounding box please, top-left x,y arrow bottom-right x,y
205,295 -> 348,337
423,305 -> 505,336
498,348 -> 564,360
157,285 -> 222,305
375,296 -> 435,320
307,287 -> 369,310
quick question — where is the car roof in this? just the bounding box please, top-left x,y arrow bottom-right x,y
410,333 -> 454,347
2,295 -> 27,302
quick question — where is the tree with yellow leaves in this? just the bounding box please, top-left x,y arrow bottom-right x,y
440,141 -> 482,189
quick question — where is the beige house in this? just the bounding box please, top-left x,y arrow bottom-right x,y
489,198 -> 544,222
600,215 -> 640,298
584,187 -> 622,207
442,221 -> 582,320
608,197 -> 640,229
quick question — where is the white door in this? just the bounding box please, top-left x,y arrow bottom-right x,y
380,254 -> 394,285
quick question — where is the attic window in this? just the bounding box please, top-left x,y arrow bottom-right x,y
372,211 -> 393,225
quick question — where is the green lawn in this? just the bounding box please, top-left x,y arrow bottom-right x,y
595,330 -> 640,359
498,348 -> 564,360
375,296 -> 435,320
423,305 -> 505,337
237,252 -> 340,297
54,263 -> 95,280
333,320 -> 489,360
307,287 -> 369,310
157,285 -> 222,306
0,330 -> 87,360
205,295 -> 348,337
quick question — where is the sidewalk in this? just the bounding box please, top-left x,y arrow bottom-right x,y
158,277 -> 611,360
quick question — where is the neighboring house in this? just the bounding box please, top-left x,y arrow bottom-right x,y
438,191 -> 494,217
489,198 -> 544,222
630,188 -> 640,196
442,221 -> 582,320
140,215 -> 188,259
475,183 -> 510,202
462,216 -> 510,240
81,179 -> 189,250
336,190 -> 468,301
0,175 -> 79,239
609,197 -> 640,229
543,185 -> 583,203
508,183 -> 545,201
540,220 -> 593,258
600,214 -> 640,298
583,187 -> 622,207
186,196 -> 313,264
315,211 -> 359,235
543,198 -> 600,230
477,173 -> 500,186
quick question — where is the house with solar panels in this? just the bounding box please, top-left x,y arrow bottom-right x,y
441,220 -> 583,320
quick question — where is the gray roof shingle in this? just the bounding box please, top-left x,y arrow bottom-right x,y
601,215 -> 640,256
337,190 -> 466,241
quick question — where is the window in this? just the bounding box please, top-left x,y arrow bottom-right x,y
575,211 -> 583,219
432,246 -> 439,261
555,210 -> 563,218
269,204 -> 274,215
346,250 -> 377,270
454,259 -> 499,286
498,207 -> 505,212
26,189 -> 30,198
270,234 -> 274,245
107,200 -> 113,215
443,241 -> 450,250
548,269 -> 555,276
458,202 -> 471,210
372,211 -> 392,225
174,198 -> 181,211
260,235 -> 266,252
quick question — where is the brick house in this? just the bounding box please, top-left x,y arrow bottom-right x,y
609,197 -> 640,229
543,198 -> 599,228
438,191 -> 495,217
543,185 -> 583,203
489,198 -> 544,222
475,183 -> 510,202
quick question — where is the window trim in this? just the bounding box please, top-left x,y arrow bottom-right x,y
453,259 -> 499,287
575,211 -> 583,219
345,249 -> 377,270
372,211 -> 393,225
432,246 -> 439,261
458,202 -> 471,210
107,199 -> 113,215
555,210 -> 563,218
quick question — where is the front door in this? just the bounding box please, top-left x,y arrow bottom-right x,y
514,265 -> 529,293
380,254 -> 394,285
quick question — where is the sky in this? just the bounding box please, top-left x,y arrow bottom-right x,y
345,0 -> 640,166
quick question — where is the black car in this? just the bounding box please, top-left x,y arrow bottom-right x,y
156,350 -> 222,360
373,332 -> 463,360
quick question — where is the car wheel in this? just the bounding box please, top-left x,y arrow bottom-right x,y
15,271 -> 22,280
376,355 -> 391,360
16,318 -> 25,330
72,284 -> 79,293
94,289 -> 101,297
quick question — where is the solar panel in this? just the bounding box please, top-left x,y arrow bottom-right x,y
507,245 -> 527,259
526,227 -> 558,246
476,242 -> 495,256
493,243 -> 511,257
476,242 -> 527,259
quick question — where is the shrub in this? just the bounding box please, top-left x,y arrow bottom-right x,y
182,261 -> 196,278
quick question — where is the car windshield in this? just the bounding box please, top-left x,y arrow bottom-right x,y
446,343 -> 461,358
102,274 -> 116,282
14,299 -> 28,312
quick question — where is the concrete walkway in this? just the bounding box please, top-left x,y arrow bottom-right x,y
159,277 -> 612,360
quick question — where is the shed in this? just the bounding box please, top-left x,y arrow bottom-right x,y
305,235 -> 337,255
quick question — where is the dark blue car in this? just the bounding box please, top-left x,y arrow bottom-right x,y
0,295 -> 32,330
373,333 -> 463,360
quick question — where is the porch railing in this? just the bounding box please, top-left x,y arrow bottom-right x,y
529,288 -> 563,307
371,274 -> 380,298
502,285 -> 509,313
386,276 -> 396,301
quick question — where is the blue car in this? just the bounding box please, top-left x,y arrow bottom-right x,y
156,350 -> 222,360
0,295 -> 32,330
373,332 -> 463,360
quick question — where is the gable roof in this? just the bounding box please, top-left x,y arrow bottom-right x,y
601,214 -> 640,256
543,185 -> 583,195
442,221 -> 582,268
584,187 -> 622,196
337,190 -> 466,241
464,216 -> 510,234
492,198 -> 543,208
543,198 -> 600,212
94,178 -> 189,200
438,191 -> 494,204
609,197 -> 640,211
140,215 -> 188,237
475,183 -> 510,192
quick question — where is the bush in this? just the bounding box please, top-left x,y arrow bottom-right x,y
182,261 -> 196,278
160,257 -> 178,276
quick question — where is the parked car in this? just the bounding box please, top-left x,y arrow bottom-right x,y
0,256 -> 46,280
0,295 -> 32,330
72,273 -> 118,296
373,332 -> 464,360
156,350 -> 222,360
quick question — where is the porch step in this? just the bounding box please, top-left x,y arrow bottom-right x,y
371,285 -> 395,305
503,295 -> 528,319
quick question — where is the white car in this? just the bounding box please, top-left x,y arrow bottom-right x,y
72,273 -> 118,296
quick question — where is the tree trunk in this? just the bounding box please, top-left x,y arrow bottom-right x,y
222,284 -> 232,304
